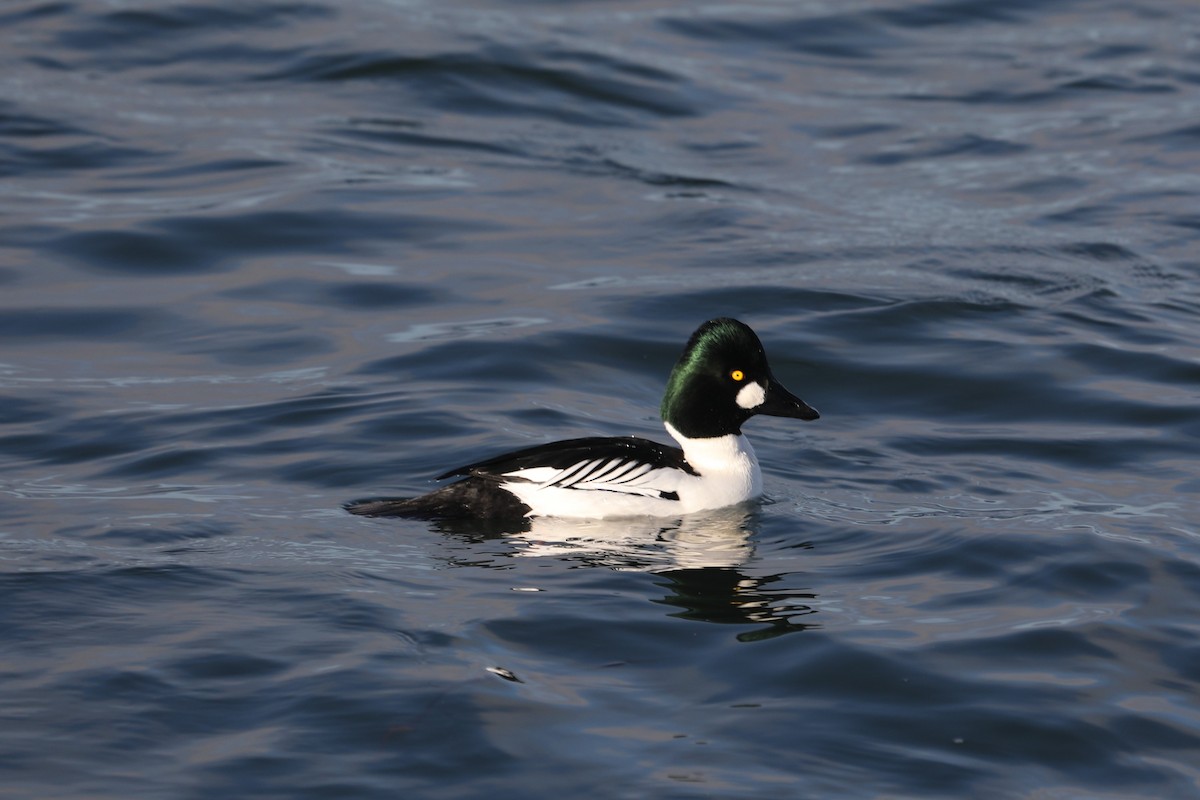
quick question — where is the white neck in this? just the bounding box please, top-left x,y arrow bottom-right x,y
663,421 -> 764,509
664,421 -> 759,473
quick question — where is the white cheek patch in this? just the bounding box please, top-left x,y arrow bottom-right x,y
736,381 -> 766,410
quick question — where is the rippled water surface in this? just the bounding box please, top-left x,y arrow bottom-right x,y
3,1 -> 1200,797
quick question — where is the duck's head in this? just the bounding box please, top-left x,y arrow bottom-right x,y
660,318 -> 819,439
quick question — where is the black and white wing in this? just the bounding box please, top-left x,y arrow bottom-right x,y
437,436 -> 697,499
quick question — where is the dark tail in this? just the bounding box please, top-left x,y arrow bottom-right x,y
344,497 -> 429,518
344,478 -> 531,519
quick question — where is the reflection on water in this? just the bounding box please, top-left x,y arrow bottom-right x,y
436,506 -> 819,639
3,0 -> 1200,797
428,505 -> 762,569
509,505 -> 759,571
655,568 -> 819,641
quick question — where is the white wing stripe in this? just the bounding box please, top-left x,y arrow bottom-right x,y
574,460 -> 659,490
546,458 -> 643,489
587,459 -> 627,483
504,456 -> 679,499
598,461 -> 641,483
619,464 -> 655,483
609,464 -> 653,484
545,459 -> 600,487
578,466 -> 674,495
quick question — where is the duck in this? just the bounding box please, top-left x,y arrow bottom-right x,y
345,317 -> 818,520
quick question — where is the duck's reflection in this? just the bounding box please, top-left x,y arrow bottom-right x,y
433,506 -> 818,639
653,566 -> 818,641
508,506 -> 758,571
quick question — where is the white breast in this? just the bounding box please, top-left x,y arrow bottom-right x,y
664,422 -> 763,513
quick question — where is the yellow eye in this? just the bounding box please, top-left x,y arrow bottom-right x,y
730,369 -> 744,381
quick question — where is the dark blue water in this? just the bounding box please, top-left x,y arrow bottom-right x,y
3,1 -> 1200,797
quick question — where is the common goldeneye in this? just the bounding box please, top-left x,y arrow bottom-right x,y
346,317 -> 819,520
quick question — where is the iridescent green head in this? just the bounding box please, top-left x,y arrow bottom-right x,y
660,318 -> 819,439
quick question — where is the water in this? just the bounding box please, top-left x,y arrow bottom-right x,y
2,0 -> 1199,797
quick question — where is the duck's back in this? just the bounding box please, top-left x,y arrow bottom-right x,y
346,435 -> 695,520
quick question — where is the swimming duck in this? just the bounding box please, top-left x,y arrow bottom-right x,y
346,317 -> 818,519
